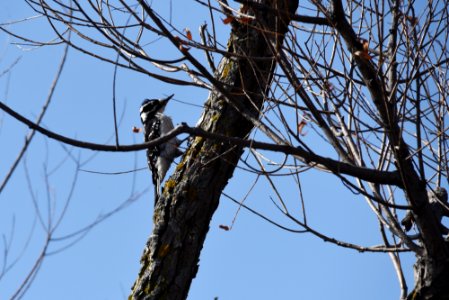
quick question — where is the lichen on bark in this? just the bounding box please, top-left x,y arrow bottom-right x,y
130,1 -> 299,299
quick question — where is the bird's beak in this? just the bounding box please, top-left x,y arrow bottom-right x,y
160,94 -> 174,106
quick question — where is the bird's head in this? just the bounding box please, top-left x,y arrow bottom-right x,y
140,94 -> 174,123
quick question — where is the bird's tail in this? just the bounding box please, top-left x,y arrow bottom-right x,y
154,178 -> 161,207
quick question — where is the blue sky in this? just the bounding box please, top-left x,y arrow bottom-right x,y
0,1 -> 417,299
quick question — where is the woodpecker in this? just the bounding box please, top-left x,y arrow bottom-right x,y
140,94 -> 182,206
401,187 -> 449,234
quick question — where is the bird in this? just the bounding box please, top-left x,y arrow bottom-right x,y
401,187 -> 449,233
140,94 -> 182,206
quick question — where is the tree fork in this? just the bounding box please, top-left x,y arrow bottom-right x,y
130,1 -> 299,299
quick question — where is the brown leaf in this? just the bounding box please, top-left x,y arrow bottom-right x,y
222,16 -> 235,24
355,38 -> 372,60
298,119 -> 308,136
354,50 -> 372,60
219,225 -> 230,231
132,126 -> 141,133
361,39 -> 369,52
406,15 -> 419,26
185,28 -> 192,40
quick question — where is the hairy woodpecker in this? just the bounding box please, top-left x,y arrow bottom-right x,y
140,94 -> 182,205
401,187 -> 449,234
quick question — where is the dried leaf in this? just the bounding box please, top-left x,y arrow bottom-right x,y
298,119 -> 308,136
355,38 -> 372,60
219,225 -> 230,231
132,126 -> 141,133
222,16 -> 235,24
185,28 -> 192,40
406,16 -> 419,26
361,39 -> 369,52
354,50 -> 372,60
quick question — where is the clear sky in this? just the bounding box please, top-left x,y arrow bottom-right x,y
0,1 -> 417,300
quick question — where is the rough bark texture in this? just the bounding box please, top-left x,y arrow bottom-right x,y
130,1 -> 299,299
408,252 -> 449,300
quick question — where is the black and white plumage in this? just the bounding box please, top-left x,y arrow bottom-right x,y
401,187 -> 449,234
140,94 -> 182,206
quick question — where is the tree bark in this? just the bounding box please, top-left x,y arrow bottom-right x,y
408,251 -> 449,300
130,1 -> 299,299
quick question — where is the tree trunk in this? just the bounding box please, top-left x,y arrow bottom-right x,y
408,253 -> 449,300
130,1 -> 299,299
